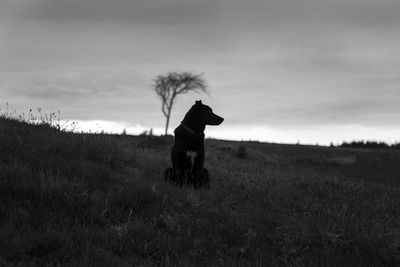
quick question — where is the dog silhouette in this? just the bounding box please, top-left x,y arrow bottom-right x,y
164,100 -> 224,188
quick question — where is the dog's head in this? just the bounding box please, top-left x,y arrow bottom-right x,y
183,100 -> 224,127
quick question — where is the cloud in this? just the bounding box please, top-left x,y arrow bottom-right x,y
1,0 -> 400,143
2,0 -> 223,26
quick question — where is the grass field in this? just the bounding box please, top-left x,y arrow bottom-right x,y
1,115 -> 400,266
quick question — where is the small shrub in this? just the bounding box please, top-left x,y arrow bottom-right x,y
237,145 -> 247,159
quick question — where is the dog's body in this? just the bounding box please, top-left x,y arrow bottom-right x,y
164,100 -> 224,188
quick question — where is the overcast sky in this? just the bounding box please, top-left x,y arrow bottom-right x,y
1,0 -> 400,144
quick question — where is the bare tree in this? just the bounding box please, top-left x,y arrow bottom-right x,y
153,72 -> 208,135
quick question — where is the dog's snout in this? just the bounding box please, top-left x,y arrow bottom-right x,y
210,114 -> 224,125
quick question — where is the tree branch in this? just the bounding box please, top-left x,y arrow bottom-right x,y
152,71 -> 208,135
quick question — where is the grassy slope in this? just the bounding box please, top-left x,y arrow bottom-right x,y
1,117 -> 400,266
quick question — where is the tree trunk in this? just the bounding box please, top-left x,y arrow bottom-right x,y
164,99 -> 174,135
164,112 -> 170,135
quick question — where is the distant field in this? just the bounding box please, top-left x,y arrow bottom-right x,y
1,116 -> 400,266
210,139 -> 400,187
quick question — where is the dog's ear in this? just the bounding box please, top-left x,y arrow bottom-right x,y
195,100 -> 202,105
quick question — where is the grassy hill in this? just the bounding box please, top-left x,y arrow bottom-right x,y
1,116 -> 400,266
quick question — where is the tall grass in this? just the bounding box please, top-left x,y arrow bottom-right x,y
1,111 -> 400,266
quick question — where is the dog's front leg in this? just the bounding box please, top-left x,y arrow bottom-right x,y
177,169 -> 186,188
192,162 -> 204,188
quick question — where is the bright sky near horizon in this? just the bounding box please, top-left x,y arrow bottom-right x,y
1,0 -> 400,145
